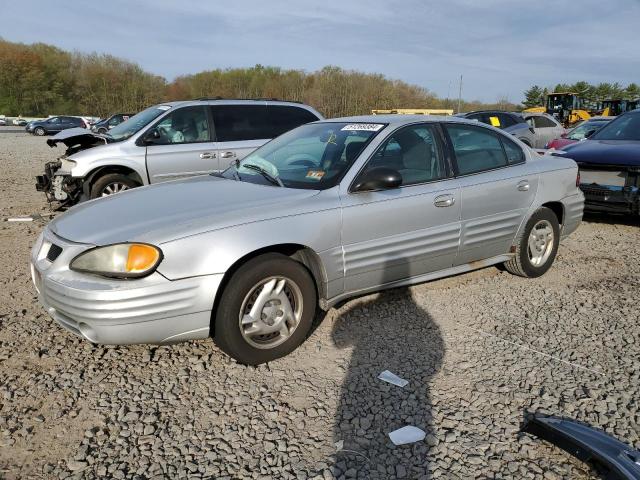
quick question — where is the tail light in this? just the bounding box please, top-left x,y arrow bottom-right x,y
576,171 -> 581,187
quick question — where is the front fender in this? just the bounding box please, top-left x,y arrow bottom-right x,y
156,209 -> 343,285
70,159 -> 148,185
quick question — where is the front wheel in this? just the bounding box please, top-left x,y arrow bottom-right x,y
34,127 -> 46,136
90,173 -> 139,199
504,207 -> 560,278
214,253 -> 317,365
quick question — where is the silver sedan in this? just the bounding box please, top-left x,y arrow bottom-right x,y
31,115 -> 584,364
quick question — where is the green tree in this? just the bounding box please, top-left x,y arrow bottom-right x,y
523,85 -> 544,108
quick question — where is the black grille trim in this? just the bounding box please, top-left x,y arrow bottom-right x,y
46,244 -> 63,262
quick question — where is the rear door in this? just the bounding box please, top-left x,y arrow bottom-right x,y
443,123 -> 538,265
145,106 -> 219,183
210,104 -> 271,165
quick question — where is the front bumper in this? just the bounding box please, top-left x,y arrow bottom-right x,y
35,161 -> 82,205
31,230 -> 223,345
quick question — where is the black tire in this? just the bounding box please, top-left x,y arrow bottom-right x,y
504,207 -> 560,278
34,127 -> 46,136
90,173 -> 139,199
97,128 -> 108,134
214,253 -> 317,365
520,138 -> 532,147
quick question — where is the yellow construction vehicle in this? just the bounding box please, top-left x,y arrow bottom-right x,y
371,108 -> 454,116
523,92 -> 592,126
600,99 -> 639,116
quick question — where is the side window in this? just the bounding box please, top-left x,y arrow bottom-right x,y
445,124 -> 508,175
534,116 -> 557,128
267,106 -> 319,138
497,114 -> 516,128
210,105 -> 270,142
501,136 -> 525,164
108,116 -> 120,126
362,124 -> 445,186
152,106 -> 210,145
48,117 -> 60,124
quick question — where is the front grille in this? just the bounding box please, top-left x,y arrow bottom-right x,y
46,244 -> 63,262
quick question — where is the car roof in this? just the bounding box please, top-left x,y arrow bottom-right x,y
158,99 -> 315,109
325,114 -> 474,126
460,110 -> 520,116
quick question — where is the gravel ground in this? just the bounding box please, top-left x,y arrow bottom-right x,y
1,130 -> 639,479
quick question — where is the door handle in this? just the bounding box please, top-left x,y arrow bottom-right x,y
200,152 -> 216,159
517,180 -> 530,191
434,194 -> 455,207
220,151 -> 236,159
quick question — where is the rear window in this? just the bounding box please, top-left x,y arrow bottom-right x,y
533,116 -> 557,128
211,105 -> 271,142
268,106 -> 319,138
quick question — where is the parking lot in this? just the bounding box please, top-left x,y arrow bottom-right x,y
1,129 -> 639,479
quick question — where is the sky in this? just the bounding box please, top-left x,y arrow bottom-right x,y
1,0 -> 638,103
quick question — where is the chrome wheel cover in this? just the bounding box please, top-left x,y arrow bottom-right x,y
527,219 -> 554,267
239,276 -> 303,349
101,182 -> 129,196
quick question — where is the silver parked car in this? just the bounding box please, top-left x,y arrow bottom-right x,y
31,115 -> 584,364
523,112 -> 566,148
35,99 -> 323,205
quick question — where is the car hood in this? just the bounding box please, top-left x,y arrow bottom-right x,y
561,139 -> 640,166
47,127 -> 110,154
49,176 -> 322,245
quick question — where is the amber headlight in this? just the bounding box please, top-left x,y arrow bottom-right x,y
70,243 -> 162,278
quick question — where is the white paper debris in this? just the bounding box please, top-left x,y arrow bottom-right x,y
388,426 -> 426,446
334,440 -> 344,451
7,216 -> 35,222
378,370 -> 408,388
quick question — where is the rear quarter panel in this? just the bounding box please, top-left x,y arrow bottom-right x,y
527,154 -> 583,237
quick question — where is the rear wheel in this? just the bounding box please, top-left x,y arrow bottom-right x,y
504,207 -> 560,278
214,253 -> 317,365
97,128 -> 108,134
34,127 -> 45,136
90,173 -> 139,199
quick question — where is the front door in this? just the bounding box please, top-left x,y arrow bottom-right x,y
443,123 -> 538,265
340,123 -> 461,293
145,106 -> 219,183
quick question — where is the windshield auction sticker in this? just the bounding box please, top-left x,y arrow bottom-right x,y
341,123 -> 384,131
305,170 -> 325,180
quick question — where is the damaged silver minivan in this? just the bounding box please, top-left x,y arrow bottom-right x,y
35,99 -> 322,205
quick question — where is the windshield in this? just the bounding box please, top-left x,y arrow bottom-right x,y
591,111 -> 640,141
107,105 -> 171,141
221,122 -> 386,189
567,120 -> 610,140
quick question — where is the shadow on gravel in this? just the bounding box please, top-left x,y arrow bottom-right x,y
330,285 -> 444,478
582,212 -> 640,227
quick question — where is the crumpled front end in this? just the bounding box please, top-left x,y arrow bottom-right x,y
35,158 -> 83,206
578,163 -> 640,215
35,128 -> 110,206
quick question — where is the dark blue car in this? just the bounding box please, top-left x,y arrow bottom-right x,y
560,109 -> 640,215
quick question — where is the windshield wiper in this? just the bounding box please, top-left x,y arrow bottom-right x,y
242,163 -> 284,187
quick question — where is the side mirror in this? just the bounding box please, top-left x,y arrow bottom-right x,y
353,167 -> 402,192
584,129 -> 597,138
142,128 -> 161,145
560,132 -> 568,138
